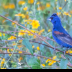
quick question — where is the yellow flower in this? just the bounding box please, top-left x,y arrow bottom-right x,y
28,0 -> 34,4
53,56 -> 56,60
57,12 -> 61,15
15,13 -> 22,16
37,46 -> 40,50
48,29 -> 51,32
15,13 -> 25,18
66,50 -> 68,53
23,7 -> 28,11
46,59 -> 51,63
18,30 -> 27,36
1,68 -> 6,69
21,14 -> 25,18
8,4 -> 15,9
32,45 -> 35,48
69,15 -> 71,17
12,42 -> 16,46
0,32 -> 2,36
3,33 -> 5,36
18,57 -> 23,62
48,62 -> 53,66
46,59 -> 49,63
11,49 -> 13,52
63,12 -> 69,15
19,40 -> 23,43
2,19 -> 5,23
28,30 -> 35,36
37,1 -> 41,4
37,7 -> 41,10
2,58 -> 5,61
25,14 -> 29,19
17,45 -> 23,48
65,0 -> 66,2
3,5 -> 8,9
42,64 -> 45,67
19,51 -> 22,53
59,7 -> 62,10
26,11 -> 29,14
69,50 -> 72,53
9,54 -> 12,56
46,56 -> 57,66
70,11 -> 72,14
33,35 -> 36,39
38,29 -> 45,35
46,3 -> 51,8
8,36 -> 16,40
12,22 -> 15,25
48,60 -> 56,66
63,12 -> 71,17
12,21 -> 18,25
52,60 -> 56,63
66,50 -> 72,54
37,5 -> 45,10
7,49 -> 10,53
18,1 -> 25,5
31,20 -> 40,29
1,61 -> 4,65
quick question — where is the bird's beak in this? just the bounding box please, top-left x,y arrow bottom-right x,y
47,17 -> 51,21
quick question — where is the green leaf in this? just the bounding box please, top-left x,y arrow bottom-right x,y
22,39 -> 33,55
60,59 -> 68,69
27,57 -> 41,69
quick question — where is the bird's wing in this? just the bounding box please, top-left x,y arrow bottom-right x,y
53,31 -> 72,46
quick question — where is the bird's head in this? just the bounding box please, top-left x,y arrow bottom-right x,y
48,13 -> 61,25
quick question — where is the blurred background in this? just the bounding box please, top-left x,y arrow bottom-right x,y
0,0 -> 72,69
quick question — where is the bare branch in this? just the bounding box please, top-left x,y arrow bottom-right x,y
0,15 -> 54,48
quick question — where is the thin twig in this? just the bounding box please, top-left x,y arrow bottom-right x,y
0,47 -> 72,68
0,30 -> 72,56
62,1 -> 68,9
0,15 -> 54,48
30,40 -> 72,56
0,30 -> 55,42
0,47 -> 59,62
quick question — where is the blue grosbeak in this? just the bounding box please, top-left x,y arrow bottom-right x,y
48,13 -> 72,48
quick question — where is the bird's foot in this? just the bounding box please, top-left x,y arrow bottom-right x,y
63,50 -> 66,55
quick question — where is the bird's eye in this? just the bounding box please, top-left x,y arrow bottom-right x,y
50,17 -> 53,20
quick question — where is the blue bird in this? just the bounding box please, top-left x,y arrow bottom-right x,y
48,13 -> 72,48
